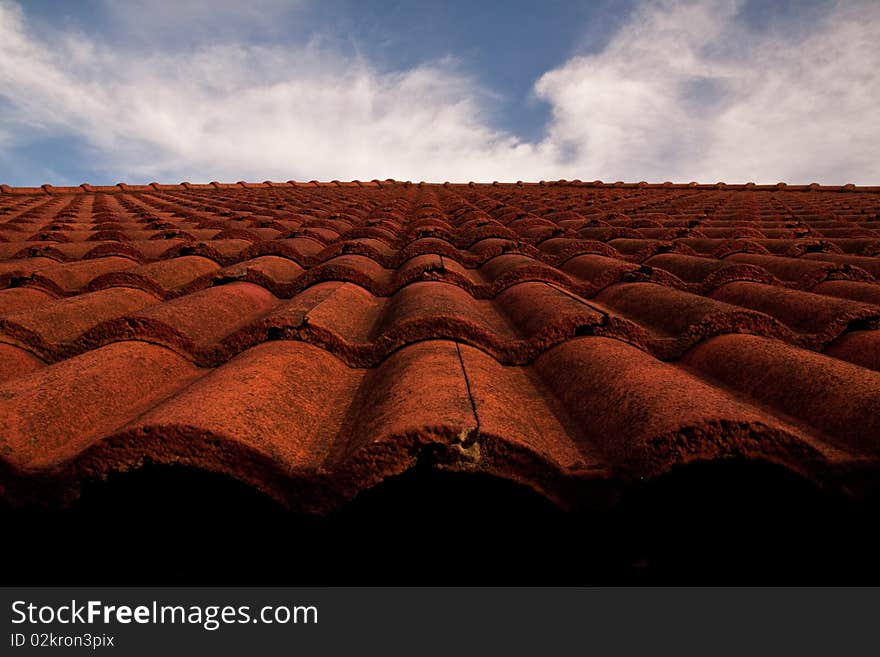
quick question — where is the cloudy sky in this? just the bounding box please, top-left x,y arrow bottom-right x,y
0,0 -> 877,185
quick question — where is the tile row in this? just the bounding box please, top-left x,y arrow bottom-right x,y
1,275 -> 878,369
1,183 -> 879,509
2,335 -> 878,510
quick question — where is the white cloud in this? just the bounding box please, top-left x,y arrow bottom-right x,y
0,0 -> 548,182
534,0 -> 880,183
0,0 -> 878,184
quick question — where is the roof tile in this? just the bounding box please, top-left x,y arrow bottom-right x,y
1,181 -> 880,510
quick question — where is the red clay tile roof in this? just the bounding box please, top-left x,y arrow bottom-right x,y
1,180 -> 879,512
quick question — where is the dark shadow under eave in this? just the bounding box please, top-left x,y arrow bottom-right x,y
1,458 -> 877,586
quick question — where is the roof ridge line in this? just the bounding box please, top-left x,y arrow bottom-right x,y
1,180 -> 878,195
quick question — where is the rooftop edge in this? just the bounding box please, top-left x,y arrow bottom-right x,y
1,180 -> 879,195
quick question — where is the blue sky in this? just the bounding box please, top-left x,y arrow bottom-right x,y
0,0 -> 877,185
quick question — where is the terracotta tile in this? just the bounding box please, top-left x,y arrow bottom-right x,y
560,253 -> 639,287
86,255 -> 221,296
0,287 -> 160,354
684,334 -> 880,455
596,282 -> 782,341
811,280 -> 880,306
307,254 -> 393,292
0,256 -> 60,279
725,253 -> 873,286
534,337 -> 832,476
284,281 -> 382,346
0,341 -> 202,470
497,282 -> 604,341
33,257 -> 138,292
644,253 -> 764,285
478,253 -> 570,289
824,331 -> 880,371
123,341 -> 360,473
0,288 -> 57,315
0,343 -> 45,383
82,282 -> 279,356
341,340 -> 476,458
457,343 -> 603,473
710,281 -> 880,339
1,183 -> 879,510
377,281 -> 518,341
800,252 -> 880,278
